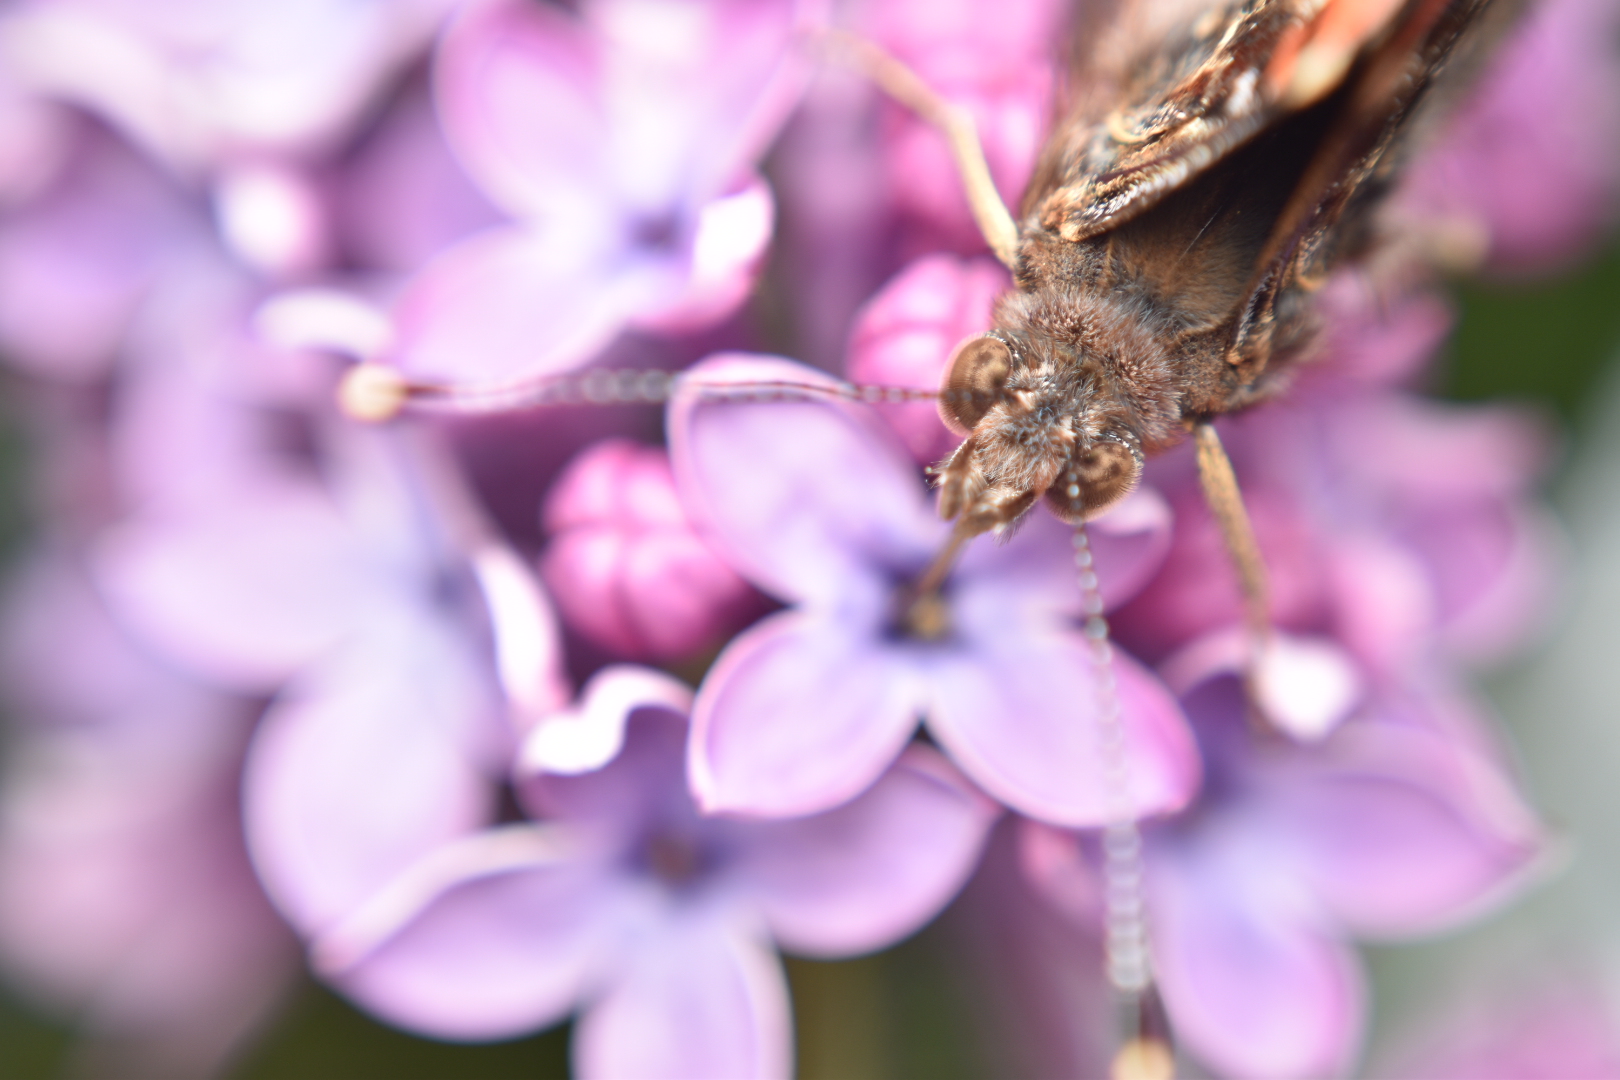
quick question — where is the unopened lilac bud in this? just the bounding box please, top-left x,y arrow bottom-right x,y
847,254 -> 1007,462
541,439 -> 761,661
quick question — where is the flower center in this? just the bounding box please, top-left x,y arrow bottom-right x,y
630,211 -> 683,253
643,831 -> 702,885
887,527 -> 974,641
898,588 -> 952,640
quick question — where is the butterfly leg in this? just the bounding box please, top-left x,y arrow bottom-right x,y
1192,422 -> 1271,647
816,30 -> 1020,270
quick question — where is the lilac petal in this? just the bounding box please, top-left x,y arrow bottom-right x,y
387,226 -> 639,385
669,353 -> 944,605
1162,627 -> 1363,742
0,706 -> 293,1039
1408,502 -> 1562,666
0,127 -> 197,380
94,483 -> 380,690
542,520 -> 759,662
242,614 -> 501,933
1254,634 -> 1363,742
574,907 -> 792,1080
580,0 -> 804,211
1272,708 -> 1543,937
255,288 -> 393,361
2,0 -> 451,168
1153,838 -> 1365,1080
689,611 -> 924,818
468,541 -> 571,724
1015,819 -> 1103,925
1086,486 -> 1174,606
1323,534 -> 1437,674
736,746 -> 999,956
330,834 -> 629,1041
543,438 -> 685,532
631,178 -> 775,335
1333,395 -> 1548,502
439,0 -> 799,221
540,525 -> 646,655
952,493 -> 1171,618
924,631 -> 1199,826
434,0 -> 607,219
521,665 -> 694,777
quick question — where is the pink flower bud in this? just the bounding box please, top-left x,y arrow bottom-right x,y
847,254 -> 1008,463
541,438 -> 762,661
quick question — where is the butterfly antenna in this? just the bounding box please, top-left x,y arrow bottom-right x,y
1067,470 -> 1174,1080
335,362 -> 971,422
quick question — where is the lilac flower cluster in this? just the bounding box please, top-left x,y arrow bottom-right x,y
0,0 -> 1611,1077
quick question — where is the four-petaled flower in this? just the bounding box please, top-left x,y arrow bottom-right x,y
315,666 -> 999,1079
670,352 -> 1201,824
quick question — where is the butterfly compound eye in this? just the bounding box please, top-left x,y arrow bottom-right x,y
939,335 -> 1012,436
1045,439 -> 1141,522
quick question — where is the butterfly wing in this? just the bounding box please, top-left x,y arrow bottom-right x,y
1020,0 -> 1496,405
1224,0 -> 1493,376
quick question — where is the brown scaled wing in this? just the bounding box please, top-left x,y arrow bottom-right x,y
1015,0 -> 1497,418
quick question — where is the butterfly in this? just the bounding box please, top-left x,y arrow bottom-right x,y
907,0 -> 1500,632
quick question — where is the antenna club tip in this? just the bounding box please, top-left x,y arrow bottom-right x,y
1110,1037 -> 1175,1080
339,363 -> 409,423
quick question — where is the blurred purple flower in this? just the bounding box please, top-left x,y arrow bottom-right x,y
328,81 -> 505,276
845,252 -> 1008,463
94,425 -> 567,934
0,119 -> 206,381
541,437 -> 765,663
1024,673 -> 1545,1080
855,0 -> 1064,253
0,0 -> 455,172
0,556 -> 294,1076
363,0 -> 808,387
311,666 -> 998,1078
1396,0 -> 1620,275
1116,383 -> 1557,681
669,352 -> 1196,822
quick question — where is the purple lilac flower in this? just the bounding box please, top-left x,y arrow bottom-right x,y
360,0 -> 808,388
0,555 -> 294,1076
0,119 -> 207,382
1395,0 -> 1620,275
1115,331 -> 1557,683
0,0 -> 1595,1071
854,0 -> 1064,254
0,0 -> 456,173
95,421 -> 565,934
312,665 -> 998,1078
669,351 -> 1197,823
1023,671 -> 1544,1079
541,437 -> 765,663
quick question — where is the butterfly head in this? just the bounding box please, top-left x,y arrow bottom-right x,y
934,329 -> 1145,537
